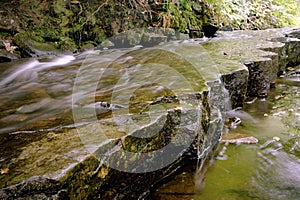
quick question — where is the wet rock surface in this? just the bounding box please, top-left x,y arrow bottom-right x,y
0,51 -> 20,63
221,133 -> 259,144
1,28 -> 300,199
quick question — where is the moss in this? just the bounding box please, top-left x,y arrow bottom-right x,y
0,31 -> 12,37
81,41 -> 95,50
159,0 -> 204,32
57,37 -> 77,52
283,138 -> 300,158
288,128 -> 300,135
13,32 -> 60,56
60,156 -> 100,199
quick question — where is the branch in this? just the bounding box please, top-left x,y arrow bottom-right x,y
80,0 -> 109,28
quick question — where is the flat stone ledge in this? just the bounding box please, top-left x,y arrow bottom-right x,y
1,28 -> 300,199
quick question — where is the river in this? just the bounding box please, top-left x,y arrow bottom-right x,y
152,68 -> 300,200
0,34 -> 299,199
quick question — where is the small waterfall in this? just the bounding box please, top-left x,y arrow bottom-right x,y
0,60 -> 39,85
194,82 -> 232,191
0,55 -> 75,86
0,55 -> 76,134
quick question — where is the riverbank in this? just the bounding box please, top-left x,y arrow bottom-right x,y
0,0 -> 299,63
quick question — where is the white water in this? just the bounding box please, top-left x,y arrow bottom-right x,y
0,55 -> 77,134
0,55 -> 75,86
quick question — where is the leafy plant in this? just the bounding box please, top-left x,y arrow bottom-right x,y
157,0 -> 300,32
207,0 -> 300,30
158,0 -> 204,32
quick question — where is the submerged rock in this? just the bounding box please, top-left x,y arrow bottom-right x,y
221,133 -> 259,144
277,69 -> 300,86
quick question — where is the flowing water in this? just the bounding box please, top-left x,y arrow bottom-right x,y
153,71 -> 300,200
0,55 -> 84,185
0,43 -> 216,188
0,55 -> 79,134
0,38 -> 299,199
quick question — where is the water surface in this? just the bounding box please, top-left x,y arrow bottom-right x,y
153,78 -> 300,200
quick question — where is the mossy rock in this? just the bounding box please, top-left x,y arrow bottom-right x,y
13,32 -> 60,57
283,138 -> 300,158
81,41 -> 95,51
57,37 -> 77,52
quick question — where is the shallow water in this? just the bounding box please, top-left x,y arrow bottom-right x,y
0,55 -> 80,134
0,29 -> 299,197
153,81 -> 300,200
0,43 -> 215,187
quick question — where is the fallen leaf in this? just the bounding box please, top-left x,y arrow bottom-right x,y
98,167 -> 109,179
173,106 -> 182,110
0,168 -> 9,174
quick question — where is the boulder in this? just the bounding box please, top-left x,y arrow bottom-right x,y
189,30 -> 204,38
0,50 -> 20,62
13,33 -> 60,57
202,24 -> 218,37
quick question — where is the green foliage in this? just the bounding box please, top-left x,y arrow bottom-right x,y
56,37 -> 77,52
159,0 -> 300,31
0,31 -> 11,37
13,0 -> 300,52
20,0 -> 110,48
159,0 -> 203,32
207,0 -> 300,30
